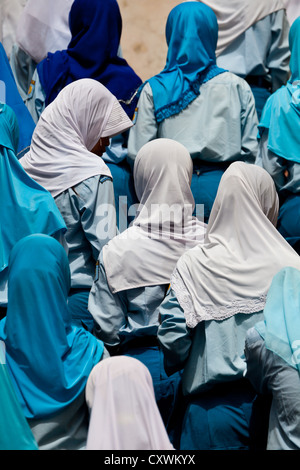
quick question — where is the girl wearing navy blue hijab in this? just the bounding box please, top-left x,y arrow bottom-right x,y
37,0 -> 142,119
0,234 -> 106,450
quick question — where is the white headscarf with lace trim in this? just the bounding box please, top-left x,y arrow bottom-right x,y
172,161 -> 300,328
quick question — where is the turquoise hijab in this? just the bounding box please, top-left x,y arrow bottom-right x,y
0,234 -> 104,419
258,16 -> 300,163
146,2 -> 226,123
255,267 -> 300,374
0,103 -> 66,277
0,346 -> 38,450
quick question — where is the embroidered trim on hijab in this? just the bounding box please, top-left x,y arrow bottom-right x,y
171,161 -> 300,328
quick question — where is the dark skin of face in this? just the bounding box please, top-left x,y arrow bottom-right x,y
91,137 -> 110,156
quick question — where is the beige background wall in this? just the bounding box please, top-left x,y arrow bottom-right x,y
118,0 -> 184,81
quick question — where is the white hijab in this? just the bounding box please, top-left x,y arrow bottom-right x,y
172,161 -> 300,328
0,0 -> 27,59
20,79 -> 133,197
102,138 -> 206,293
16,0 -> 73,63
286,0 -> 300,25
197,0 -> 287,55
85,356 -> 174,450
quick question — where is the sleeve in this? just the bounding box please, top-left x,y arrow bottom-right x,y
240,82 -> 259,163
88,252 -> 127,350
127,82 -> 159,167
267,10 -> 291,92
244,326 -> 272,395
77,176 -> 118,262
157,287 -> 193,375
258,130 -> 287,191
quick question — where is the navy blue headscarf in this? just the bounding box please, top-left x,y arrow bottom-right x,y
37,0 -> 142,119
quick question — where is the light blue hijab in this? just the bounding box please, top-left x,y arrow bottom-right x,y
146,2 -> 226,123
258,16 -> 300,163
0,234 -> 105,419
0,103 -> 66,277
255,267 -> 300,374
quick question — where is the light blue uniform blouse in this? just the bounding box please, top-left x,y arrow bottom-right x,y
54,175 -> 117,289
127,72 -> 258,165
256,131 -> 300,194
157,288 -> 264,396
245,327 -> 300,450
216,10 -> 291,92
88,251 -> 168,348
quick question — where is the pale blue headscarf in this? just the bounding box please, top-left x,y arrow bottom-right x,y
255,267 -> 300,374
0,103 -> 66,277
0,234 -> 104,419
258,16 -> 300,163
145,2 -> 227,123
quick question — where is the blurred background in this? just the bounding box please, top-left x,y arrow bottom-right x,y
118,0 -> 183,81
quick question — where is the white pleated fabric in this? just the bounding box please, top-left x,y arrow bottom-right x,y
16,0 -> 73,63
0,0 -> 27,59
171,161 -> 300,328
85,356 -> 174,450
197,0 -> 287,55
102,138 -> 207,293
20,78 -> 133,197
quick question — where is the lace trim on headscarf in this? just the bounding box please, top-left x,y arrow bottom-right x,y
171,267 -> 267,328
154,65 -> 227,123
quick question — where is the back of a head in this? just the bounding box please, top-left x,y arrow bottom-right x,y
165,2 -> 218,62
209,161 -> 279,229
85,356 -> 173,450
133,138 -> 193,204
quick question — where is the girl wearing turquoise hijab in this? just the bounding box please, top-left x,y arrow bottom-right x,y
0,345 -> 38,450
257,16 -> 300,254
0,103 -> 66,313
0,234 -> 106,450
245,267 -> 300,450
128,1 -> 258,223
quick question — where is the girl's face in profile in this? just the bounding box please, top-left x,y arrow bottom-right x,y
91,136 -> 110,156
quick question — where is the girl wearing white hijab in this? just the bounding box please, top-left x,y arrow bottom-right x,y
85,356 -> 174,450
157,161 -> 300,450
88,138 -> 206,438
20,78 -> 133,331
206,0 -> 291,119
16,0 -> 73,64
